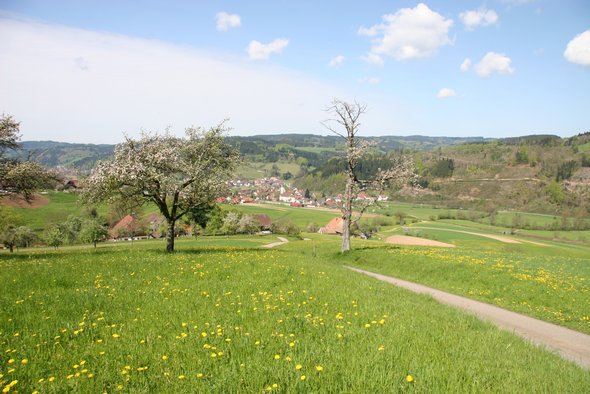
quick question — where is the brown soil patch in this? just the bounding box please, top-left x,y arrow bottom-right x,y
385,235 -> 455,248
0,194 -> 50,208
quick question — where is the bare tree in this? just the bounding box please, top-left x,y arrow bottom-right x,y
82,122 -> 239,252
322,99 -> 416,253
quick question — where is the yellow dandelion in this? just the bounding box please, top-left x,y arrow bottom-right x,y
295,364 -> 303,370
112,333 -> 120,338
178,375 -> 185,380
406,374 -> 414,383
315,365 -> 323,372
21,359 -> 28,364
274,354 -> 281,360
48,377 -> 55,382
300,375 -> 306,381
196,373 -> 204,379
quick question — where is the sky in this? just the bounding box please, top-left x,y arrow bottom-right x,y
0,0 -> 589,144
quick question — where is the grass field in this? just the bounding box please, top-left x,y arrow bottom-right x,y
1,237 -> 590,393
0,192 -> 108,233
227,204 -> 339,229
348,220 -> 590,334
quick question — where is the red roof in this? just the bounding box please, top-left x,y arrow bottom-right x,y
318,217 -> 344,234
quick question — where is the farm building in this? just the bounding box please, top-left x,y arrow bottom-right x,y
318,217 -> 344,235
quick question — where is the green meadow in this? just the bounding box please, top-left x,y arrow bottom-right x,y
2,237 -> 590,393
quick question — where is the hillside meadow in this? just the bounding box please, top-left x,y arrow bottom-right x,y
2,237 -> 590,393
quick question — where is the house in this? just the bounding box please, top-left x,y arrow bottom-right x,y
253,214 -> 272,231
110,215 -> 148,239
318,217 -> 344,235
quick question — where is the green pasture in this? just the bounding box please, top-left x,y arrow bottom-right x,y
336,231 -> 590,334
1,192 -> 107,233
227,204 -> 339,229
2,237 -> 590,393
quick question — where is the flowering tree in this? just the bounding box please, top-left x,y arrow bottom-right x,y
322,99 -> 416,253
0,114 -> 58,201
82,123 -> 239,252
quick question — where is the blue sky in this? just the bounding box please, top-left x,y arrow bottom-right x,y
0,1 -> 589,143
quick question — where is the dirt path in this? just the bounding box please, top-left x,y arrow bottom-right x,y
346,266 -> 590,369
385,235 -> 455,248
260,237 -> 289,248
414,226 -> 522,244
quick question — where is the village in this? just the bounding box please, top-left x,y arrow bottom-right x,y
104,176 -> 391,241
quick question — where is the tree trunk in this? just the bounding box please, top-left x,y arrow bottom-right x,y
166,219 -> 176,253
341,175 -> 354,253
9,245 -> 14,253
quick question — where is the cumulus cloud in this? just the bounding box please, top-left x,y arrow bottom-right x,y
564,29 -> 590,67
460,58 -> 471,72
328,55 -> 345,67
459,7 -> 498,30
0,18 -> 342,143
436,88 -> 456,99
362,52 -> 384,66
358,3 -> 454,62
247,38 -> 289,60
474,52 -> 514,77
216,12 -> 241,31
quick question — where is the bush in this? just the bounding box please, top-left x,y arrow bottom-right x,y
271,218 -> 300,236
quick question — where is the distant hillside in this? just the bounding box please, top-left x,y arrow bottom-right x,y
8,141 -> 115,172
12,134 -> 489,172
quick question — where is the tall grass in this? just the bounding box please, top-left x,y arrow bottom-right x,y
1,238 -> 589,392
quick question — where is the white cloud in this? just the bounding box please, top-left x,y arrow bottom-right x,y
362,52 -> 384,66
0,18 -> 342,143
359,77 -> 381,85
459,8 -> 498,30
359,3 -> 454,62
436,88 -> 456,99
460,58 -> 471,72
474,52 -> 514,77
247,38 -> 289,60
564,30 -> 590,67
216,12 -> 241,31
328,55 -> 345,67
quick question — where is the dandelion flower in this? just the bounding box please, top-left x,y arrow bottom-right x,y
274,354 -> 281,360
406,374 -> 414,383
295,364 -> 303,370
21,359 -> 28,364
178,375 -> 185,380
161,355 -> 168,361
196,373 -> 204,379
300,375 -> 306,381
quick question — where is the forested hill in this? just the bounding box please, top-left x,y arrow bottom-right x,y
11,134 -> 488,171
